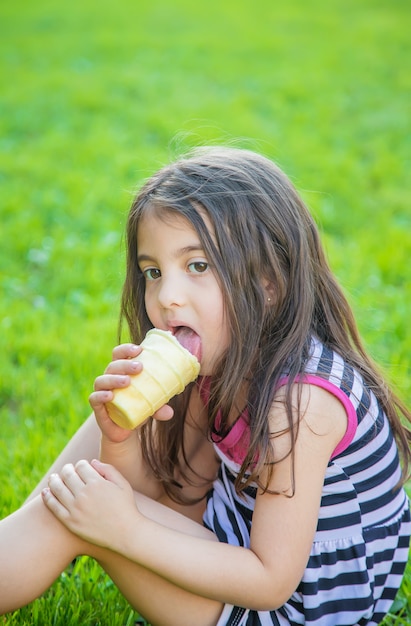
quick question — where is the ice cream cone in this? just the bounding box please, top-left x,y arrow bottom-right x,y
106,329 -> 201,429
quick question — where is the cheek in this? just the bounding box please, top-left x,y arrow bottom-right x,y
209,301 -> 230,349
203,288 -> 225,326
143,291 -> 159,325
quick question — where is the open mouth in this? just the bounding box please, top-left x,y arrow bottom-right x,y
173,326 -> 202,362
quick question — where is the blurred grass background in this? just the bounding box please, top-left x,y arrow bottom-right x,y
0,0 -> 410,623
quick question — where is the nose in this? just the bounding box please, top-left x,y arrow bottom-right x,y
157,272 -> 186,309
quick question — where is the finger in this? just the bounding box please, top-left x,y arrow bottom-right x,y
89,389 -> 113,408
93,373 -> 131,392
152,404 -> 174,421
60,463 -> 86,493
112,344 -> 142,360
104,359 -> 143,376
48,472 -> 75,509
90,459 -> 129,489
89,393 -> 136,442
42,487 -> 70,522
73,459 -> 102,483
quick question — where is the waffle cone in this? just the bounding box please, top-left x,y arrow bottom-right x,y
106,329 -> 200,429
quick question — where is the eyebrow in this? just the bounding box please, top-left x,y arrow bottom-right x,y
137,245 -> 205,264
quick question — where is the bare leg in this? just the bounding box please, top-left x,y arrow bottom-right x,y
93,548 -> 223,626
0,497 -> 82,612
25,415 -> 100,502
0,493 -> 223,626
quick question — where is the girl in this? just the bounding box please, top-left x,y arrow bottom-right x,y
1,147 -> 410,626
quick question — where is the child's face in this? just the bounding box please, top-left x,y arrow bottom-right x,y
137,210 -> 230,376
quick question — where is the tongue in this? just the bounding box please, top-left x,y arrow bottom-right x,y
174,327 -> 202,362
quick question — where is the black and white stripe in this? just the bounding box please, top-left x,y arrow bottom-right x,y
204,337 -> 411,625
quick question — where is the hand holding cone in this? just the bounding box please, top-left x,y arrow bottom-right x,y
106,329 -> 201,429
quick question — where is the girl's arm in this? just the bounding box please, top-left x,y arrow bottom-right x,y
27,344 -> 160,503
92,343 -> 219,515
43,383 -> 347,610
89,342 -> 177,501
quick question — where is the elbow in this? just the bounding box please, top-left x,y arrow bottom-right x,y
247,580 -> 296,612
245,565 -> 301,612
237,550 -> 304,611
252,594 -> 292,612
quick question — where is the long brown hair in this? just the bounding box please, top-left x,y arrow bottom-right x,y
120,146 -> 411,501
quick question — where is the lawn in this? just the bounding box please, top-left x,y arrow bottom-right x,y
0,0 -> 410,623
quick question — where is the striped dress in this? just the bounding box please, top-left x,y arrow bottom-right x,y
202,337 -> 411,625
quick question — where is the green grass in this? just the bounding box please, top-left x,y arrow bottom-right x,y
0,558 -> 141,626
0,0 -> 410,623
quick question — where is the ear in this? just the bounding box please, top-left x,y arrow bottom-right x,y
262,278 -> 275,305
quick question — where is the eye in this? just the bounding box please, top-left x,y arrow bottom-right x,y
188,261 -> 209,274
142,267 -> 161,281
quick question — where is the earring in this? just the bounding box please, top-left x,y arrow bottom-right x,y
267,297 -> 271,303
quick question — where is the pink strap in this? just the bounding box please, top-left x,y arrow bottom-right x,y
199,374 -> 357,463
277,375 -> 357,459
198,378 -> 250,463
